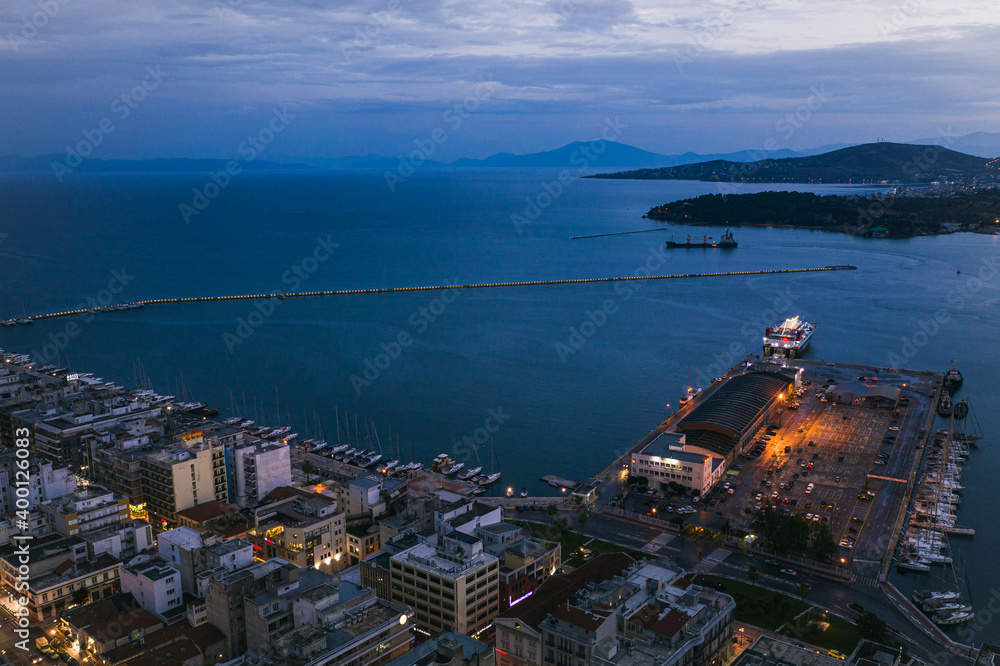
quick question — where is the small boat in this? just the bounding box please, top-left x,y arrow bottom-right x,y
331,444 -> 349,454
520,488 -> 528,498
478,472 -> 502,486
938,392 -> 953,418
945,364 -> 963,391
934,610 -> 974,625
240,420 -> 255,428
457,466 -> 482,480
16,318 -> 33,325
441,462 -> 465,475
272,426 -> 291,436
282,433 -> 298,443
0,320 -> 16,327
471,487 -> 487,495
897,559 -> 931,572
223,417 -> 242,426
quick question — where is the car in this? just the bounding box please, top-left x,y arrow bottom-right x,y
805,462 -> 813,469
888,426 -> 899,432
812,514 -> 820,521
771,490 -> 779,498
765,558 -> 779,566
858,491 -> 875,501
852,516 -> 864,523
834,475 -> 840,482
784,446 -> 791,453
798,427 -> 805,433
806,512 -> 813,520
873,459 -> 887,465
829,650 -> 847,660
812,453 -> 819,459
821,516 -> 828,523
805,483 -> 814,494
780,568 -> 798,576
804,502 -> 811,509
762,435 -> 772,441
765,480 -> 773,487
755,493 -> 763,501
790,498 -> 798,506
877,453 -> 889,459
727,488 -> 735,494
792,472 -> 800,479
848,526 -> 858,533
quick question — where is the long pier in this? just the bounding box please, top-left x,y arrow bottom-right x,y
19,265 -> 856,323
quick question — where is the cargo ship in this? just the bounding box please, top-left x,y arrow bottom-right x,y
665,229 -> 737,249
762,316 -> 816,358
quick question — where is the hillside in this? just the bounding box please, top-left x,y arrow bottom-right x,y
645,189 -> 1000,237
588,143 -> 998,184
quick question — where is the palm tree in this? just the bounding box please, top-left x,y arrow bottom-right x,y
547,504 -> 558,520
747,565 -> 761,587
798,582 -> 811,601
578,511 -> 589,535
302,460 -> 315,484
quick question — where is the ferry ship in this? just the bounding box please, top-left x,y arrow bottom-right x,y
762,316 -> 816,358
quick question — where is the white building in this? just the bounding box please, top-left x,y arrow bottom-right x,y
121,554 -> 183,621
230,442 -> 292,507
629,432 -> 726,496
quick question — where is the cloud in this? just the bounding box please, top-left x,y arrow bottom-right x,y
0,0 -> 998,158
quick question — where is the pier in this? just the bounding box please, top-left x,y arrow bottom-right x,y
15,265 -> 855,323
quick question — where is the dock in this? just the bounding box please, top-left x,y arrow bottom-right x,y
541,475 -> 579,490
13,265 -> 856,323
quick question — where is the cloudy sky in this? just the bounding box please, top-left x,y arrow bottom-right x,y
1,0 -> 998,160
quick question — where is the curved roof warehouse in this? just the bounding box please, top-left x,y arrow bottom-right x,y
677,372 -> 791,458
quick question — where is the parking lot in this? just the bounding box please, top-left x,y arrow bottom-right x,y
700,362 -> 933,564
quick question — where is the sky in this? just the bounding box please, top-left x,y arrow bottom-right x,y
1,0 -> 999,161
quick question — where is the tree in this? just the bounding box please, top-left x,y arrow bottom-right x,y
302,460 -> 316,484
856,610 -> 888,642
798,583 -> 811,602
547,504 -> 558,520
747,565 -> 761,587
578,511 -> 589,533
812,523 -> 838,563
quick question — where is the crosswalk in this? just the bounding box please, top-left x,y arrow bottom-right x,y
856,575 -> 881,587
692,548 -> 730,573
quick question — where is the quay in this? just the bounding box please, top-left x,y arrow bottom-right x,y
13,265 -> 855,323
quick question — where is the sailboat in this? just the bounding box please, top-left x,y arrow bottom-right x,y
478,439 -> 502,486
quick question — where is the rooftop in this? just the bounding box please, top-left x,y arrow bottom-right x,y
176,500 -> 238,524
392,540 -> 497,579
732,636 -> 845,666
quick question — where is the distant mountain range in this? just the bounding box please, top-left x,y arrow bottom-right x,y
2,132 -> 997,174
0,155 -> 311,173
587,142 -> 998,184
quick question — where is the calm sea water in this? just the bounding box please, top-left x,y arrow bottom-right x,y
1,169 -> 998,636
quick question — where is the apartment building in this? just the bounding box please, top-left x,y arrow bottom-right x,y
247,487 -> 346,571
40,486 -> 130,536
140,436 -> 227,527
390,531 -> 500,636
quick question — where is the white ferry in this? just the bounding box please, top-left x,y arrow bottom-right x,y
762,316 -> 816,358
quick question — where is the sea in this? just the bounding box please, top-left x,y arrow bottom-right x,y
1,168 -> 998,637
